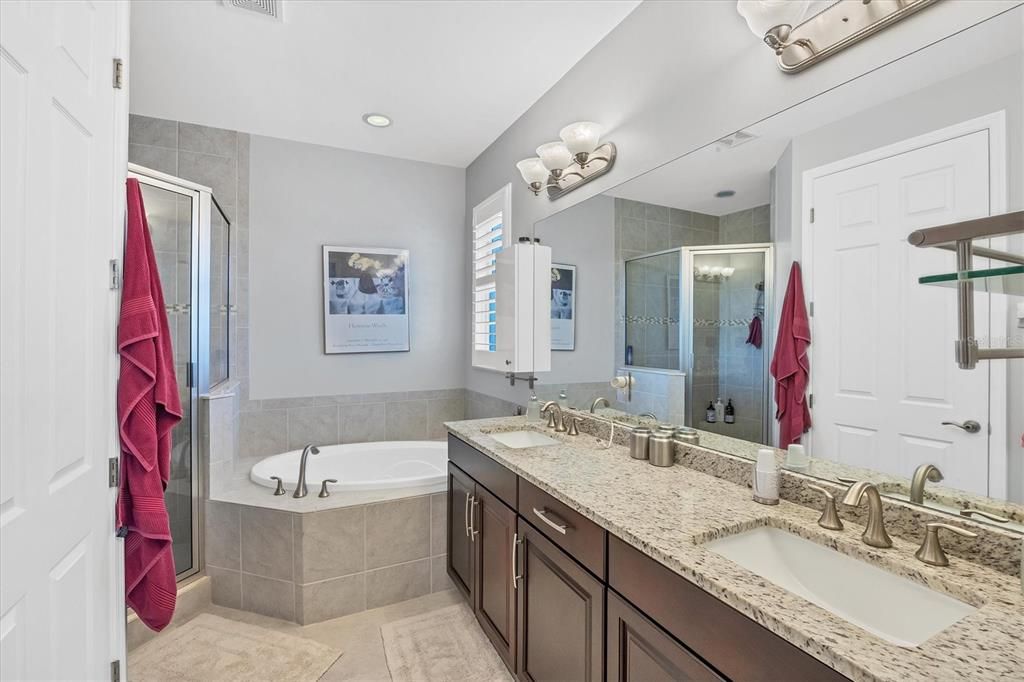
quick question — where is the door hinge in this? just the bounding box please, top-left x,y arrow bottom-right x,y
809,301 -> 814,317
108,457 -> 119,488
112,58 -> 124,89
109,259 -> 121,290
111,660 -> 121,682
186,361 -> 194,388
810,207 -> 815,223
808,393 -> 814,409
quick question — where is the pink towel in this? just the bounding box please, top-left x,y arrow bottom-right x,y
745,315 -> 763,349
116,178 -> 182,632
770,262 -> 812,449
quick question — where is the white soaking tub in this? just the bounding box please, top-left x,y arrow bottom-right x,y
250,440 -> 447,494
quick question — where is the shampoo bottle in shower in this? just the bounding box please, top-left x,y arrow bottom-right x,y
714,398 -> 725,423
706,401 -> 716,423
724,399 -> 735,424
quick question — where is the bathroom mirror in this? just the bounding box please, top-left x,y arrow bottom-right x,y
532,8 -> 1023,531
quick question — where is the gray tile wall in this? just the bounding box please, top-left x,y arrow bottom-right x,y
204,493 -> 451,624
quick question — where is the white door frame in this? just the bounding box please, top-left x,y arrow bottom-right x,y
800,111 -> 1008,498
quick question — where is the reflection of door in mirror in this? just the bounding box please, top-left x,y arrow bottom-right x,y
805,120 -> 1002,498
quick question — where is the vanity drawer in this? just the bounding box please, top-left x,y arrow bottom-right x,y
448,434 -> 517,508
519,478 -> 606,579
608,536 -> 849,682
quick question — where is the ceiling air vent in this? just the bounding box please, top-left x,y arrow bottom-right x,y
222,0 -> 284,21
714,130 -> 757,152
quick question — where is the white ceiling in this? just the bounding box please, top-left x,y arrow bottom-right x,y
129,0 -> 640,168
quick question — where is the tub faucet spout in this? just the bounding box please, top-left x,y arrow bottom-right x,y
293,444 -> 321,498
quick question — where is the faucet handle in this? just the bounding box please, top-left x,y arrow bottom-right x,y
807,485 -> 844,531
270,476 -> 287,496
915,522 -> 977,567
318,479 -> 338,498
567,417 -> 580,436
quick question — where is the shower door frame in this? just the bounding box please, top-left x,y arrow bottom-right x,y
127,163 -> 216,582
682,243 -> 774,444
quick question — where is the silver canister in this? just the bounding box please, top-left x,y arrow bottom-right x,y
648,433 -> 675,467
674,427 -> 700,446
629,427 -> 651,460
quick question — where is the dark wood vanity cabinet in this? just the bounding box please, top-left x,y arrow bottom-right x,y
446,462 -> 475,601
447,435 -> 850,682
607,590 -> 723,682
516,519 -> 605,682
473,485 -> 518,670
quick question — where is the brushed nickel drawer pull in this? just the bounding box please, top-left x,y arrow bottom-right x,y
512,532 -> 523,589
469,496 -> 479,540
533,507 -> 569,535
464,493 -> 472,537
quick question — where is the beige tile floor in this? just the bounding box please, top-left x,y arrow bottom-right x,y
128,589 -> 464,681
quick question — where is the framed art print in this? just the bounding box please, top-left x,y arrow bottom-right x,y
550,263 -> 576,351
323,246 -> 410,353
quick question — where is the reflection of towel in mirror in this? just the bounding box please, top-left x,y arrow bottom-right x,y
745,315 -> 762,349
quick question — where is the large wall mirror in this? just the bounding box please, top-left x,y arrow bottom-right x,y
531,7 -> 1023,532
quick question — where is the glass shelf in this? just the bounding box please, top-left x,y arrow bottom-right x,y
918,265 -> 1024,296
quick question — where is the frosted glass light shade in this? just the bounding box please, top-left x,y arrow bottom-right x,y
516,158 -> 550,186
536,142 -> 573,172
722,267 -> 736,277
736,0 -> 810,37
559,122 -> 603,156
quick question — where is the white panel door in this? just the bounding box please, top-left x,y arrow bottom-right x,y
1,1 -> 127,679
809,131 -> 992,495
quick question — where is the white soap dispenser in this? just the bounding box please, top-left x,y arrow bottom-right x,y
526,394 -> 542,422
753,448 -> 780,505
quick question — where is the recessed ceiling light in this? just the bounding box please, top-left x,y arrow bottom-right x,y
362,113 -> 392,128
715,190 -> 736,198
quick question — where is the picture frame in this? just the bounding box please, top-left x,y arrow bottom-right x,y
322,246 -> 410,354
550,263 -> 576,351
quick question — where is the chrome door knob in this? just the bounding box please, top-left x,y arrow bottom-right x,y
941,420 -> 982,434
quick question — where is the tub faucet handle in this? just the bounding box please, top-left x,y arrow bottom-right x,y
269,476 -> 286,496
318,479 -> 338,498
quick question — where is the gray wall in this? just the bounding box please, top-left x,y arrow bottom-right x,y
462,0 -> 1010,407
534,194 -> 616,385
249,135 -> 466,399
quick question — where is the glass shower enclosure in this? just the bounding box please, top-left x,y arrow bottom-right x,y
624,244 -> 772,443
127,163 -> 231,581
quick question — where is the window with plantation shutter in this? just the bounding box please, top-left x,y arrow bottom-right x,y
473,210 -> 503,352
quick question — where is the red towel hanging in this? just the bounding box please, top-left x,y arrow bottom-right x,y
116,178 -> 182,631
770,262 -> 812,449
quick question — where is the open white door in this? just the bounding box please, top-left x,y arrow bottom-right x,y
804,118 -> 1005,497
1,1 -> 129,679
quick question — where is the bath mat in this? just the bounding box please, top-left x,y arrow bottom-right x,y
381,603 -> 514,682
128,613 -> 340,681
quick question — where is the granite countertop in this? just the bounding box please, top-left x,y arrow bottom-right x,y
445,416 -> 1024,682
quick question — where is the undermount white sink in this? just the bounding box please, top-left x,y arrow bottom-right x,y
705,526 -> 977,648
489,430 -> 560,449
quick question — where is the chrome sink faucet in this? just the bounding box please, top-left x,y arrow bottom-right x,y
909,463 -> 943,504
840,481 -> 892,548
293,443 -> 321,498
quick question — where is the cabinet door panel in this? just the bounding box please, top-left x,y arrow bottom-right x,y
475,486 -> 518,671
608,590 -> 723,682
516,520 -> 604,682
447,462 -> 475,601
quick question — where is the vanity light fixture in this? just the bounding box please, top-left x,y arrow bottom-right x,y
362,113 -> 392,128
737,0 -> 939,74
695,265 -> 736,282
516,121 -> 616,200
